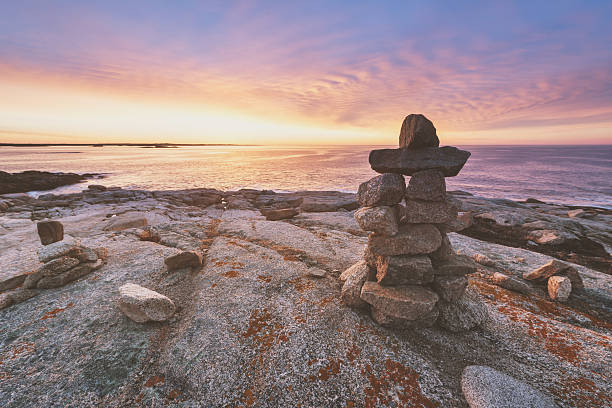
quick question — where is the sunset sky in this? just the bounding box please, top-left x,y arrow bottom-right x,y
1,1 -> 611,145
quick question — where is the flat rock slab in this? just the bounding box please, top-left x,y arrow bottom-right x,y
360,281 -> 439,320
118,283 -> 175,323
461,365 -> 559,408
369,146 -> 471,176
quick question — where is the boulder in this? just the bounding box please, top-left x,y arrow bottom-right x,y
547,276 -> 571,302
118,283 -> 175,323
354,206 -> 398,236
376,255 -> 434,286
490,272 -> 534,295
340,261 -> 370,308
437,295 -> 485,332
399,199 -> 458,224
104,213 -> 148,231
431,254 -> 477,276
461,365 -> 559,408
36,220 -> 64,245
360,281 -> 439,321
164,251 -> 203,271
398,114 -> 439,149
432,275 -> 468,303
523,259 -> 568,281
405,170 -> 446,201
369,146 -> 471,177
356,173 -> 405,207
367,224 -> 442,256
259,207 -> 299,221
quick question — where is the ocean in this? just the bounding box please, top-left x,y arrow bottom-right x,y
1,145 -> 611,209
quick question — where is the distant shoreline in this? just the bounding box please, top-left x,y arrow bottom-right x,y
0,143 -> 256,147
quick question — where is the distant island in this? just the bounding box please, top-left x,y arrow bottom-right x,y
0,143 -> 254,147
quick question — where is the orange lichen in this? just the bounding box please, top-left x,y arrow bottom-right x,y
257,275 -> 272,283
288,277 -> 315,293
227,240 -> 253,251
144,375 -> 165,387
167,389 -> 181,400
41,302 -> 74,320
214,259 -> 245,269
294,314 -> 306,324
346,401 -> 356,408
549,377 -> 612,407
346,344 -> 361,362
318,294 -> 336,308
236,388 -> 256,407
317,358 -> 343,381
221,270 -> 240,278
11,342 -> 34,359
362,360 -> 439,408
242,309 -> 290,357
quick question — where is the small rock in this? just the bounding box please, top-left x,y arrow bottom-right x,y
306,268 -> 326,279
104,213 -> 148,231
405,170 -> 446,201
37,220 -> 64,245
260,207 -> 299,221
490,272 -> 534,295
398,114 -> 439,149
164,251 -> 203,271
37,237 -> 79,263
432,275 -> 468,302
431,254 -> 477,276
376,255 -> 434,286
473,254 -> 495,267
356,173 -> 405,207
567,209 -> 585,218
461,365 -> 559,408
354,206 -> 398,236
118,283 -> 175,323
360,281 -> 439,321
137,227 -> 161,243
523,259 -> 568,281
340,261 -> 370,308
368,224 -> 442,256
399,199 -> 457,224
547,276 -> 571,302
369,146 -> 471,177
437,294 -> 485,332
525,229 -> 570,245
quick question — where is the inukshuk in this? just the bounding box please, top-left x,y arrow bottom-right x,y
341,114 -> 474,329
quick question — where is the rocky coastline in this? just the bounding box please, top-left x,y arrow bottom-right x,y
0,170 -> 100,195
0,176 -> 610,407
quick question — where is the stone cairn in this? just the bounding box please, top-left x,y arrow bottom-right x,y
341,114 -> 476,329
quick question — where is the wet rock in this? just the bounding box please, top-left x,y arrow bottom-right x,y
376,255 -> 434,286
368,224 -> 441,256
523,259 -> 569,281
547,276 -> 571,302
360,281 -> 439,321
437,294 -> 485,332
340,261 -> 370,308
432,275 -> 468,302
118,283 -> 175,323
431,254 -> 477,276
260,207 -> 299,221
103,213 -> 148,231
356,173 -> 405,207
369,146 -> 471,177
36,220 -> 64,245
490,272 -> 534,295
164,251 -> 203,271
0,170 -> 95,194
399,199 -> 458,224
398,114 -> 439,149
461,365 -> 559,408
405,170 -> 446,201
354,206 -> 398,236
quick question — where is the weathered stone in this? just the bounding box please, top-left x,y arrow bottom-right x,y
37,260 -> 102,289
340,261 -> 370,308
525,229 -> 569,245
357,173 -> 405,207
399,199 -> 458,224
406,170 -> 446,201
118,283 -> 175,323
360,281 -> 439,321
37,238 -> 79,263
24,256 -> 80,288
523,259 -> 569,281
306,268 -> 326,279
432,275 -> 468,302
368,224 -> 442,256
431,254 -> 477,276
339,260 -> 368,282
164,251 -> 203,271
259,207 -> 299,221
104,213 -> 148,231
473,253 -> 495,267
369,146 -> 471,177
557,266 -> 584,292
37,220 -> 64,245
76,247 -> 98,263
354,206 -> 398,236
398,114 -> 439,149
490,272 -> 534,295
461,365 -> 559,408
0,293 -> 13,310
376,255 -> 434,286
547,276 -> 571,302
0,273 -> 27,293
437,296 -> 485,332
370,305 -> 439,328
428,232 -> 454,263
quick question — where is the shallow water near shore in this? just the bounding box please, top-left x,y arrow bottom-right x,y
1,144 -> 611,208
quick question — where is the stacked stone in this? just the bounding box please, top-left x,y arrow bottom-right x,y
341,114 -> 475,329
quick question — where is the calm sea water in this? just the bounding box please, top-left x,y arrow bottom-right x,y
1,145 -> 611,209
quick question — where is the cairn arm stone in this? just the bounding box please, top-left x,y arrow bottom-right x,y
369,146 -> 471,177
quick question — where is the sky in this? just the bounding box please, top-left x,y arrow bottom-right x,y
1,0 -> 611,145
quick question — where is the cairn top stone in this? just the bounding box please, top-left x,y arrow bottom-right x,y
399,114 -> 439,149
369,146 -> 470,176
